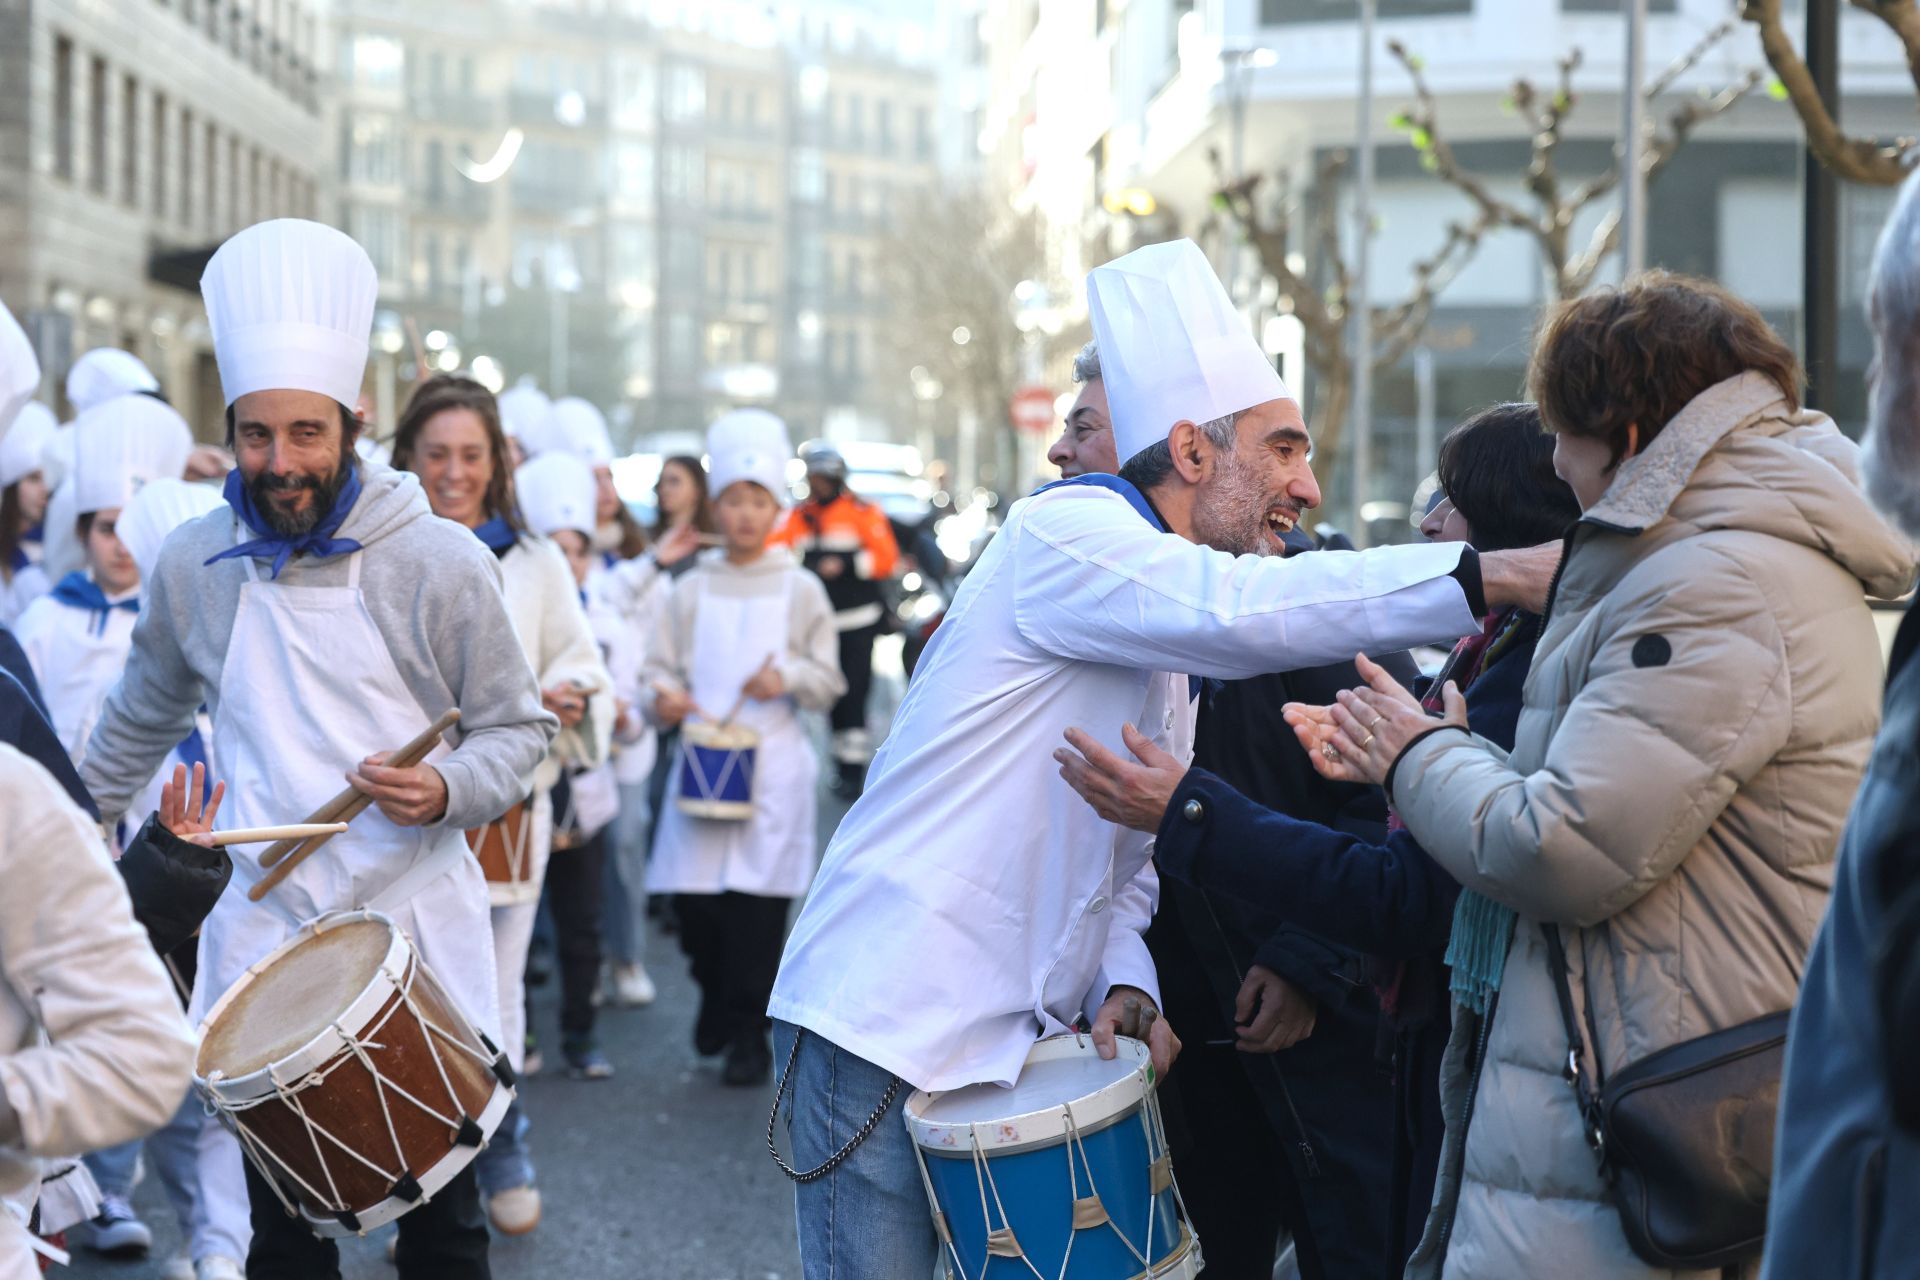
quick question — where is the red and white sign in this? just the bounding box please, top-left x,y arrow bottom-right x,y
1010,385 -> 1056,434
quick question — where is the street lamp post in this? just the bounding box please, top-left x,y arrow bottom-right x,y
1621,0 -> 1649,275
1350,0 -> 1377,547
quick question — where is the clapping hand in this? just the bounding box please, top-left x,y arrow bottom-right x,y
159,762 -> 225,847
1284,653 -> 1466,787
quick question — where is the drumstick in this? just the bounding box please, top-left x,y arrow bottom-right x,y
208,823 -> 349,847
247,710 -> 461,902
258,710 -> 462,869
720,654 -> 777,728
651,680 -> 713,723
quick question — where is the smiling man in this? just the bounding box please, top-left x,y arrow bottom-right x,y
79,219 -> 553,1280
1048,341 -> 1119,478
765,238 -> 1557,1279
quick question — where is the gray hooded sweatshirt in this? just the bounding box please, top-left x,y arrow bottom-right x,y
82,463 -> 555,829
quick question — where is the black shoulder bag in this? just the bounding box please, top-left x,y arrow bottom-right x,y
1543,923 -> 1787,1270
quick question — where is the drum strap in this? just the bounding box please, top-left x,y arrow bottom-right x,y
765,1028 -> 903,1183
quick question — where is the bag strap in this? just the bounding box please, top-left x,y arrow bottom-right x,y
1542,923 -> 1612,1170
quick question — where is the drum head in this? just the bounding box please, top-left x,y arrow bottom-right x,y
907,1036 -> 1152,1152
199,917 -> 398,1079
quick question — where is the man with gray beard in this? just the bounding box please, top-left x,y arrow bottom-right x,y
1766,171 -> 1920,1279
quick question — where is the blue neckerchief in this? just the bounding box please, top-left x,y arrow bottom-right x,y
1033,475 -> 1202,700
601,550 -> 619,570
471,515 -> 518,555
204,466 -> 365,579
50,571 -> 140,637
8,523 -> 41,573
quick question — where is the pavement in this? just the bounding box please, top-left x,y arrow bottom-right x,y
66,642 -> 907,1280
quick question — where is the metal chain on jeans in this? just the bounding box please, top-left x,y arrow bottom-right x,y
765,1027 -> 905,1183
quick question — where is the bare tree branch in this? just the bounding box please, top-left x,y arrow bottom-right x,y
1391,26 -> 1757,299
1737,0 -> 1917,185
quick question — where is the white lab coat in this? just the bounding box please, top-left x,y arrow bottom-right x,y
0,562 -> 48,629
769,484 -> 1478,1091
0,748 -> 196,1278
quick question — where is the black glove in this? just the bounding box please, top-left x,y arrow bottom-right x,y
116,812 -> 233,957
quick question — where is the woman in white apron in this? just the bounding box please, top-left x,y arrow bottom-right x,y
643,411 -> 845,1086
391,375 -> 611,1238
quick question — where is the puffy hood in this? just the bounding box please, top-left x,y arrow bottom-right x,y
1583,370 -> 1918,600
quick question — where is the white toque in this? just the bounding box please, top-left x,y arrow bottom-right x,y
551,397 -> 614,466
201,219 -> 379,409
66,348 -> 161,415
70,395 -> 196,516
516,451 -> 597,540
0,402 -> 57,490
707,409 -> 792,506
0,298 -> 39,445
1086,237 -> 1292,464
119,477 -> 225,584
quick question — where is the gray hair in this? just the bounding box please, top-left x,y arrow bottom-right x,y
1863,167 -> 1920,538
1072,341 -> 1101,385
1118,412 -> 1240,491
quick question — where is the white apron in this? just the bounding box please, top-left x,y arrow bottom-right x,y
190,553 -> 498,1041
646,570 -> 818,898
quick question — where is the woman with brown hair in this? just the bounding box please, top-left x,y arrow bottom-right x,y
1289,272 -> 1915,1278
392,373 -> 614,1237
653,454 -> 713,557
0,402 -> 57,625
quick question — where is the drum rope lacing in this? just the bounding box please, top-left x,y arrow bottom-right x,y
683,733 -> 752,805
205,952 -> 500,1219
765,1027 -> 904,1183
908,1049 -> 1199,1280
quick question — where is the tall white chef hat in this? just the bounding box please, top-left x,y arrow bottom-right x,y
0,403 -> 57,489
65,348 -> 161,415
200,219 -> 378,408
1087,237 -> 1291,464
71,395 -> 196,516
515,451 -> 597,540
707,409 -> 792,506
498,380 -> 553,440
118,477 -> 225,584
0,297 -> 39,444
551,397 -> 614,467
40,423 -> 76,491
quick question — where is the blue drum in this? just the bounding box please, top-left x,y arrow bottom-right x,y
905,1035 -> 1201,1279
676,721 -> 759,821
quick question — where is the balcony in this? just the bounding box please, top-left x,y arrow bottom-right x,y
510,89 -> 605,131
511,182 -> 596,218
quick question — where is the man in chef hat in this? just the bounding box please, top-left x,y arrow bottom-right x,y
77,218 -> 554,1279
766,238 -> 1556,1277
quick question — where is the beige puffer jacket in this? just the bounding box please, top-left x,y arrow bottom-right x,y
1393,372 -> 1917,1279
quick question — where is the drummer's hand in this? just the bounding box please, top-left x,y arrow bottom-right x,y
159,761 -> 225,847
742,666 -> 786,702
654,686 -> 695,727
348,751 -> 449,826
1090,985 -> 1182,1079
542,683 -> 587,730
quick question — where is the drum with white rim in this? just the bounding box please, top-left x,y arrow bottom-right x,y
677,719 -> 759,821
194,910 -> 513,1237
905,1034 -> 1202,1280
466,796 -> 538,906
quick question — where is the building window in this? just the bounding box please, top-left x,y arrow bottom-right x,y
614,141 -> 654,205
205,121 -> 218,230
913,104 -> 932,161
1259,0 -> 1472,20
665,64 -> 705,123
53,35 -> 75,180
179,108 -> 194,224
121,74 -> 139,207
876,100 -> 894,155
88,56 -> 108,195
152,91 -> 168,218
612,55 -> 656,129
346,33 -> 404,89
791,149 -> 823,203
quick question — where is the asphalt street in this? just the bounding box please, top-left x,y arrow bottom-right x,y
68,646 -> 905,1280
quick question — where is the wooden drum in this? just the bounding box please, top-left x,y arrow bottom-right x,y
677,721 -> 760,821
466,797 -> 538,906
195,910 -> 513,1237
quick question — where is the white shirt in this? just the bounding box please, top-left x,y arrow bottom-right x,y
767,484 -> 1477,1092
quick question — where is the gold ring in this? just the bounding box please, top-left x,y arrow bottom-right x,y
1367,714 -> 1386,732
1358,731 -> 1375,750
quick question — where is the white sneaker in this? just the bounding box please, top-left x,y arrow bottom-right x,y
160,1251 -> 194,1280
77,1193 -> 151,1257
487,1185 -> 542,1236
196,1256 -> 245,1280
609,962 -> 657,1007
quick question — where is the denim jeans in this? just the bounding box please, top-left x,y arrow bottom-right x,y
474,1097 -> 534,1197
772,1021 -> 939,1280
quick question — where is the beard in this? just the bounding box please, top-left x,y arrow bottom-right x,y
247,450 -> 354,537
1191,447 -> 1285,557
